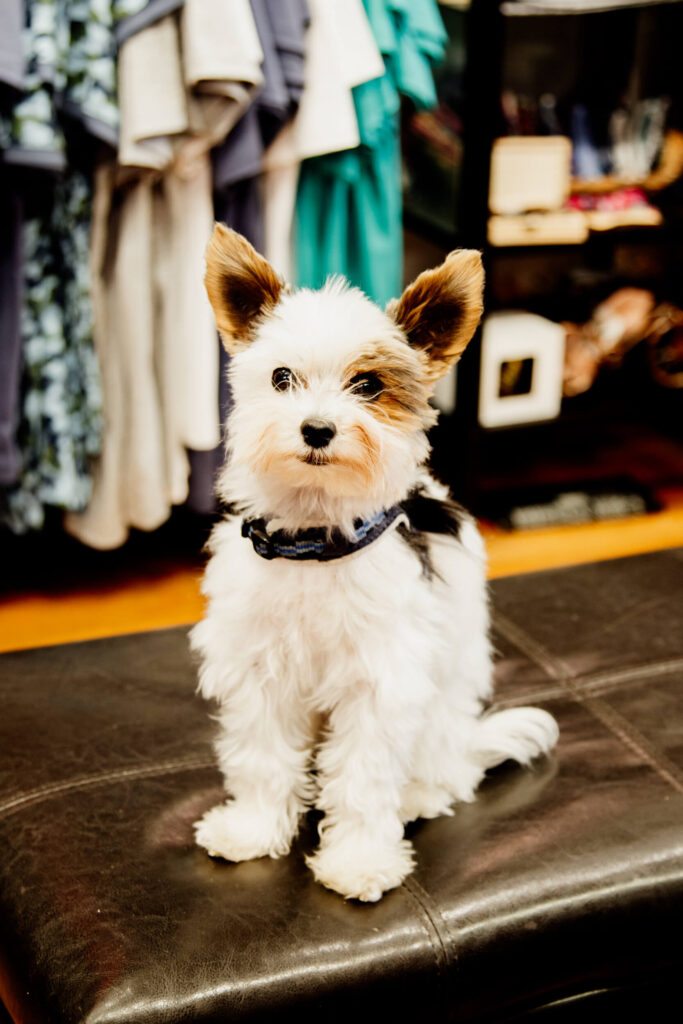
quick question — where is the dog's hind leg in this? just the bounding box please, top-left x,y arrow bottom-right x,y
400,698 -> 489,821
194,672 -> 315,862
401,701 -> 558,823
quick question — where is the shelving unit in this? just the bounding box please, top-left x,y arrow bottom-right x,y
409,0 -> 683,526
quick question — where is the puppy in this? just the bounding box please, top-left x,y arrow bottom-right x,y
191,225 -> 558,901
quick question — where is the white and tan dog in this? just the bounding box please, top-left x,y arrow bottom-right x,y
191,225 -> 558,901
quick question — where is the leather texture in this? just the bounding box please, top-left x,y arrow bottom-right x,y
1,549 -> 682,1023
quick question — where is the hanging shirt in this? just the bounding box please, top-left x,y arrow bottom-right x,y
0,0 -> 23,94
187,0 -> 310,516
66,0 -> 265,548
0,0 -> 143,532
295,0 -> 446,307
1,169 -> 102,534
0,176 -> 23,488
260,0 -> 385,280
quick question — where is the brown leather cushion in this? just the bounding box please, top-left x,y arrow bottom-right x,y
1,550 -> 682,1023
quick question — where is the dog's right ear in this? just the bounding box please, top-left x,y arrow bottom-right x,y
204,224 -> 285,353
387,250 -> 484,381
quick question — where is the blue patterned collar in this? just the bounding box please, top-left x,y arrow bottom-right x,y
241,505 -> 406,562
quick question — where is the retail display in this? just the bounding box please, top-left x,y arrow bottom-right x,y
490,65 -> 678,243
646,302 -> 683,389
426,0 -> 683,516
2,0 -> 680,544
562,287 -> 656,397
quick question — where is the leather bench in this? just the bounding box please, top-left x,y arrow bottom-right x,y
1,549 -> 682,1023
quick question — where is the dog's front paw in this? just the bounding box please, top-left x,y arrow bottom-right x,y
307,834 -> 415,902
194,802 -> 293,861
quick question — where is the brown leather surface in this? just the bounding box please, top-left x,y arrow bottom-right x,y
1,549 -> 682,1023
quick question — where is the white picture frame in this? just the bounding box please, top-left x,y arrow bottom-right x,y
478,312 -> 566,428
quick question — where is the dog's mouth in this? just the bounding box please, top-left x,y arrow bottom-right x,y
299,451 -> 333,466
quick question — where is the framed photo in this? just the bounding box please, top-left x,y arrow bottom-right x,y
478,311 -> 566,428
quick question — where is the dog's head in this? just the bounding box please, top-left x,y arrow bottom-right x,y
205,225 -> 484,517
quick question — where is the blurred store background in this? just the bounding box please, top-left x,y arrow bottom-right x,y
1,0 -> 682,649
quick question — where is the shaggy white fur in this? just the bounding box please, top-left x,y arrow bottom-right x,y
191,228 -> 559,901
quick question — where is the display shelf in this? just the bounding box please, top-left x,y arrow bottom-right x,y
488,208 -> 665,245
482,484 -> 683,577
405,1 -> 683,523
571,129 -> 683,192
488,212 -> 588,245
501,0 -> 680,17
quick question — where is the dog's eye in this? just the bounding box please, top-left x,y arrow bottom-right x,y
272,367 -> 295,392
348,372 -> 383,399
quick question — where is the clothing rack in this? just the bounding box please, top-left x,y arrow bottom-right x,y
0,0 -> 446,548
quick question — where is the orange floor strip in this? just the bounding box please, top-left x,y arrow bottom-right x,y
1,498 -> 682,654
0,568 -> 205,654
484,487 -> 683,578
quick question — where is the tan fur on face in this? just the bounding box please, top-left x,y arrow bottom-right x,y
387,249 -> 484,381
246,423 -> 281,476
344,344 -> 435,431
345,422 -> 382,489
246,419 -> 382,497
204,224 -> 284,354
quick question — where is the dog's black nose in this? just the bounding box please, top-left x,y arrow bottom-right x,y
301,419 -> 336,449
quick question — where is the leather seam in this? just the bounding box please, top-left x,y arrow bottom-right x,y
0,757 -> 217,818
401,883 -> 443,978
580,695 -> 683,797
402,876 -> 453,976
494,656 -> 683,708
411,876 -> 458,967
573,657 -> 683,690
492,611 -> 572,682
492,611 -> 683,797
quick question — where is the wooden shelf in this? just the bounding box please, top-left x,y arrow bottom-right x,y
501,0 -> 680,17
484,486 -> 683,577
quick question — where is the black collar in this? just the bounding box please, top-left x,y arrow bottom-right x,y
241,505 -> 406,562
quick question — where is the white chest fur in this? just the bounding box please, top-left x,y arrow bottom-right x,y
192,514 -> 489,713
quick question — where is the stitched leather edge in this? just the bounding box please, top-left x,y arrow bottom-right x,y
492,611 -> 573,682
0,757 -> 217,819
580,696 -> 683,797
401,882 -> 446,979
492,611 -> 683,798
402,876 -> 454,977
494,657 -> 683,708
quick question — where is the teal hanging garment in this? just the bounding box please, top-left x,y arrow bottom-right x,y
295,0 -> 446,307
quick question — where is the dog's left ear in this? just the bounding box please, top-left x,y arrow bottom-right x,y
387,250 -> 484,380
204,223 -> 285,353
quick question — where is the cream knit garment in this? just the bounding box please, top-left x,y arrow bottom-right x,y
66,0 -> 263,547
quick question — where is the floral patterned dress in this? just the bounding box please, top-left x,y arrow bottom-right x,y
0,0 -> 145,532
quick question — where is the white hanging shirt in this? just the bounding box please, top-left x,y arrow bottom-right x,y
262,0 -> 385,279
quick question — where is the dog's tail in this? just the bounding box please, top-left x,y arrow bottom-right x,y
471,706 -> 559,771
